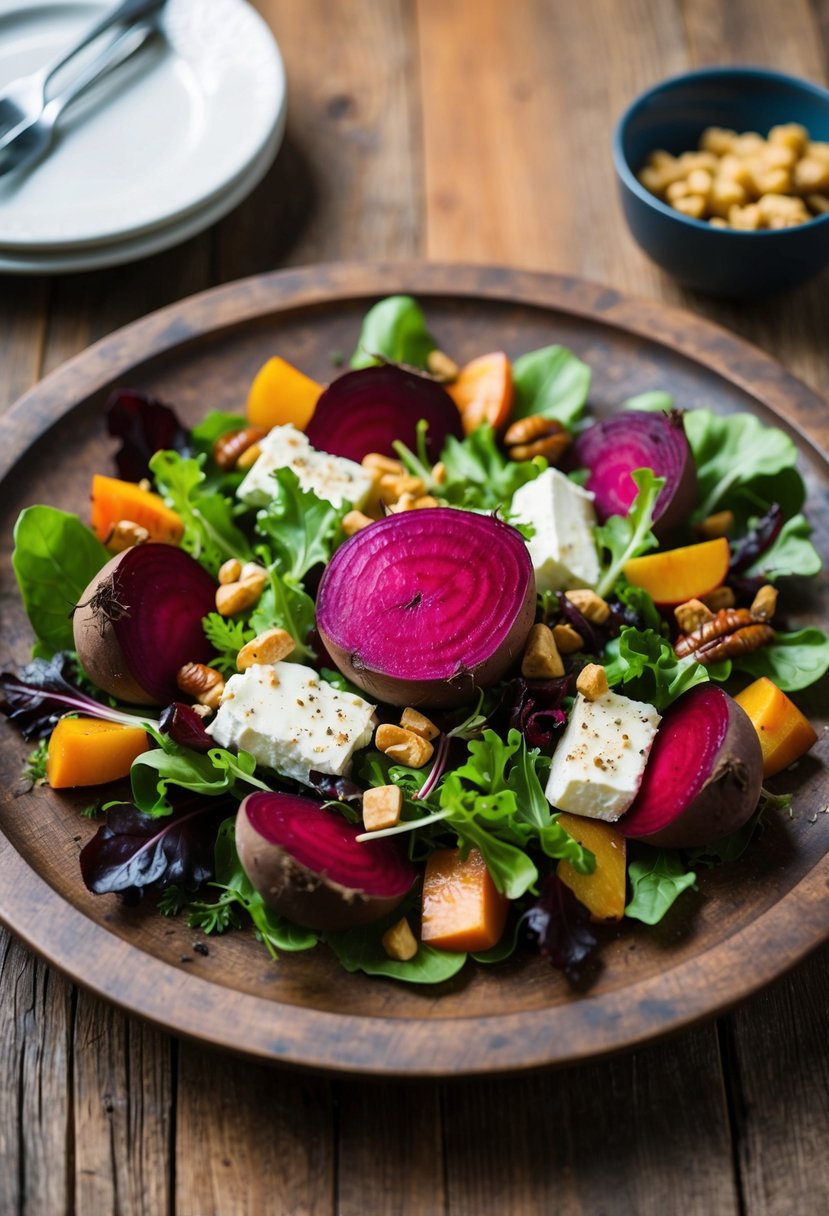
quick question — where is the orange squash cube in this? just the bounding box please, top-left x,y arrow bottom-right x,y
421,847 -> 508,953
47,717 -> 150,789
735,676 -> 818,777
246,356 -> 323,431
555,813 -> 627,921
623,537 -> 730,608
90,474 -> 184,546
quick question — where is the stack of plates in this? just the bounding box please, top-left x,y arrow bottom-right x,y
0,0 -> 287,274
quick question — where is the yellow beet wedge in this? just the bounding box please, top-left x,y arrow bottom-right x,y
623,536 -> 730,608
735,676 -> 818,777
556,813 -> 627,922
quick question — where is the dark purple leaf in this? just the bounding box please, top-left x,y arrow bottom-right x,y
106,388 -> 190,482
159,702 -> 214,753
0,653 -> 152,740
729,502 -> 783,574
308,770 -> 365,806
556,591 -> 604,654
79,798 -> 227,901
505,676 -> 572,749
524,873 -> 598,979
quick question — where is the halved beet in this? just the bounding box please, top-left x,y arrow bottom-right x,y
305,365 -> 463,462
236,791 -> 417,930
620,684 -> 763,848
73,544 -> 217,705
316,508 -> 536,708
569,410 -> 696,537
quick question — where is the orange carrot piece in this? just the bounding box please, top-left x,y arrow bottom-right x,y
623,537 -> 730,607
90,474 -> 184,546
420,847 -> 508,953
47,717 -> 150,789
446,351 -> 514,434
735,676 -> 818,777
246,356 -> 323,431
555,812 -> 627,922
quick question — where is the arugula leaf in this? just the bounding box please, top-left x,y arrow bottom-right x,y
683,409 -> 801,521
625,850 -> 697,924
350,295 -> 437,369
622,390 -> 673,413
254,467 -> 346,581
595,469 -> 664,598
745,513 -> 821,580
130,739 -> 269,817
731,627 -> 829,691
12,506 -> 109,655
150,451 -> 252,576
439,423 -> 542,510
325,918 -> 466,984
248,568 -> 316,662
511,345 -> 591,428
202,613 -> 255,677
603,627 -> 727,710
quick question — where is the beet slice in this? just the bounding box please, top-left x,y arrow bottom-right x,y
236,791 -> 417,930
73,544 -> 217,706
619,685 -> 763,848
316,508 -> 536,708
305,364 -> 463,462
569,410 -> 696,537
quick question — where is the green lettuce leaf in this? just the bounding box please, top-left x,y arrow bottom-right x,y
12,506 -> 110,656
511,345 -> 591,428
595,468 -> 664,598
603,627 -> 727,710
350,295 -> 437,369
625,850 -> 697,925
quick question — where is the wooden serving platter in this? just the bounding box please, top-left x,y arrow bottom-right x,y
1,263 -> 827,1077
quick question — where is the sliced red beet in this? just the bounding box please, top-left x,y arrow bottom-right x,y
620,685 -> 763,849
569,410 -> 696,537
305,364 -> 463,462
236,791 -> 417,930
316,508 -> 536,708
73,544 -> 217,705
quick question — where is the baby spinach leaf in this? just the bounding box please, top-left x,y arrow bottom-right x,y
625,850 -> 697,924
746,513 -> 821,580
350,295 -> 437,369
595,468 -> 664,598
130,739 -> 269,817
683,408 -> 801,521
732,627 -> 829,691
622,390 -> 673,413
325,923 -> 467,984
12,506 -> 109,655
511,345 -> 591,428
150,451 -> 252,576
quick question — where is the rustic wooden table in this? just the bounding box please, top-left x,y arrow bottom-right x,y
2,1 -> 828,1212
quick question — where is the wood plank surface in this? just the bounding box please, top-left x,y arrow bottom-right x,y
1,0 -> 828,1213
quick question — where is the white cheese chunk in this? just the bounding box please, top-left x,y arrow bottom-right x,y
511,467 -> 600,591
545,690 -> 661,822
237,424 -> 374,509
206,662 -> 377,785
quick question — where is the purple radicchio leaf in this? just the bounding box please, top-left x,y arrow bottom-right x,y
308,770 -> 365,806
524,872 -> 598,980
159,702 -> 214,753
106,388 -> 190,482
505,676 -> 571,749
79,797 -> 228,902
0,653 -> 155,740
729,502 -> 783,574
556,591 -> 605,654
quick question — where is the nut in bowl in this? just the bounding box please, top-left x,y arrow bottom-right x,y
613,67 -> 829,297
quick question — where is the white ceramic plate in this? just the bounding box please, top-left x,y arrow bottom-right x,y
0,111 -> 284,273
0,0 -> 286,251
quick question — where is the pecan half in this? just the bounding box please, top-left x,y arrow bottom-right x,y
503,415 -> 570,463
212,426 -> 267,471
674,608 -> 754,658
674,607 -> 774,666
693,623 -> 775,664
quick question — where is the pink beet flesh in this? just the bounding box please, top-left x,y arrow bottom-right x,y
315,508 -> 536,706
243,792 -> 416,897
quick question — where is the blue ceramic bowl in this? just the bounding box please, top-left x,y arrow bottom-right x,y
613,67 -> 829,297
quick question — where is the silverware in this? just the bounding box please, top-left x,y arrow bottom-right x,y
0,0 -> 166,176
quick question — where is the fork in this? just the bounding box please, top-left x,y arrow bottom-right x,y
0,0 -> 167,161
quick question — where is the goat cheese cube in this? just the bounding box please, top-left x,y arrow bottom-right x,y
511,467 -> 600,591
237,424 -> 374,509
545,690 -> 661,821
206,662 -> 377,785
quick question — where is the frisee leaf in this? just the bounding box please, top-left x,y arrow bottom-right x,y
12,506 -> 110,656
595,468 -> 664,598
202,613 -> 255,677
625,850 -> 697,925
